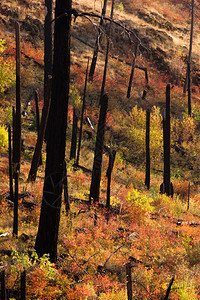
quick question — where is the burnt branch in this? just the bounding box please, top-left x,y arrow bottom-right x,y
52,9 -> 141,46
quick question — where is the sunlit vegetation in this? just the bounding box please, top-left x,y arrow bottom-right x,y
1,0 -> 200,299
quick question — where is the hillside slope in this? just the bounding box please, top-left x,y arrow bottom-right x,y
1,1 -> 200,299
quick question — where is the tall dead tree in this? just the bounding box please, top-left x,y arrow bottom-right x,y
0,270 -> 6,300
13,21 -> 21,238
34,90 -> 42,165
76,59 -> 89,166
127,42 -> 139,98
126,262 -> 132,300
99,0 -> 115,105
90,94 -> 108,203
13,21 -> 21,174
28,77 -> 52,182
35,0 -> 71,263
106,150 -> 116,208
44,0 -> 53,104
183,0 -> 194,99
187,0 -> 194,116
8,125 -> 14,201
161,84 -> 173,197
70,106 -> 78,160
145,109 -> 150,189
89,0 -> 108,81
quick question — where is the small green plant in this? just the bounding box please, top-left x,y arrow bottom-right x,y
0,125 -> 8,149
173,277 -> 197,300
69,84 -> 82,111
0,39 -> 15,94
116,2 -> 124,12
127,188 -> 154,213
0,38 -> 6,53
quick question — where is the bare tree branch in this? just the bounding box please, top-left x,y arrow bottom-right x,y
51,9 -> 141,46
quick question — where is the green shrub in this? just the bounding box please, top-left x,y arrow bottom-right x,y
116,2 -> 124,12
127,105 -> 163,168
0,39 -> 15,94
127,188 -> 154,213
0,125 -> 8,149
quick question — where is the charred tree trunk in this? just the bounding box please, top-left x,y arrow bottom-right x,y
8,125 -> 14,201
99,0 -> 115,105
183,0 -> 194,98
89,0 -> 108,81
188,61 -> 191,116
0,270 -> 6,300
70,107 -> 78,160
13,21 -> 21,174
63,160 -> 70,212
44,0 -> 53,142
34,90 -> 42,165
126,262 -> 132,300
44,0 -> 53,98
13,21 -> 21,238
161,84 -> 173,197
20,270 -> 26,300
106,150 -> 116,208
76,59 -> 89,166
13,170 -> 19,237
35,0 -> 71,263
145,109 -> 150,189
90,94 -> 108,203
163,275 -> 175,300
127,43 -> 138,99
28,77 -> 52,182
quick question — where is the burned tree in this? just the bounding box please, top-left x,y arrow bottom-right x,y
127,42 -> 139,99
28,77 -> 52,182
13,21 -> 21,237
99,0 -> 115,105
76,59 -> 89,166
160,84 -> 173,197
145,109 -> 150,189
89,0 -> 108,81
70,106 -> 78,160
35,0 -> 72,262
90,94 -> 108,203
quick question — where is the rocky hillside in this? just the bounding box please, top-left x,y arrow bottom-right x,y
1,0 -> 200,89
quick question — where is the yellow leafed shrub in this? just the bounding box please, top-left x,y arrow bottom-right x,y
0,125 -> 8,149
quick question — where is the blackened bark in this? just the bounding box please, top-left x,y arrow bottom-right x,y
188,61 -> 191,116
8,125 -> 14,201
89,0 -> 108,81
145,109 -> 150,189
76,59 -> 89,165
44,0 -> 53,97
90,94 -> 108,203
163,275 -> 175,300
44,0 -> 53,141
63,160 -> 70,212
28,77 -> 52,182
13,21 -> 21,174
0,270 -> 6,300
187,182 -> 190,211
13,170 -> 19,237
163,84 -> 171,196
20,270 -> 26,300
106,150 -> 116,208
126,262 -> 132,300
70,107 -> 78,160
35,0 -> 71,263
99,0 -> 115,105
127,43 -> 138,99
183,0 -> 194,96
34,90 -> 42,165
